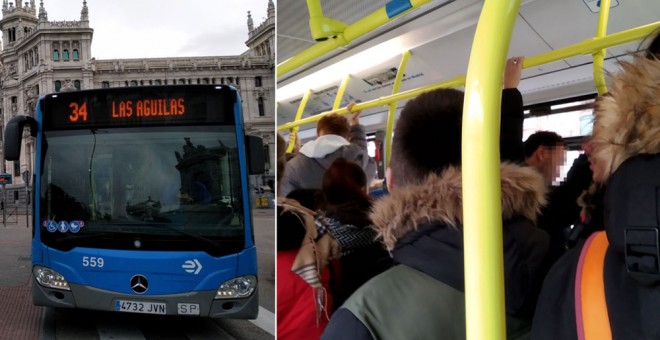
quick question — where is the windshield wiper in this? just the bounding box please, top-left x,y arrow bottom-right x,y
134,222 -> 229,252
53,232 -> 117,243
52,222 -> 239,255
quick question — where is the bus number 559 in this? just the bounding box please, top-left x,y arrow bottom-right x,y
82,256 -> 104,268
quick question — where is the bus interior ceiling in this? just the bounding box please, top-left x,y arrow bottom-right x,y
276,0 -> 660,142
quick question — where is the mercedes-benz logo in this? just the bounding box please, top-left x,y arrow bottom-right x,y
130,275 -> 149,294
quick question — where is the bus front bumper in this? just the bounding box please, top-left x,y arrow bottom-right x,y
32,276 -> 259,319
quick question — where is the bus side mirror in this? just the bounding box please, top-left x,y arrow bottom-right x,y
245,135 -> 265,175
4,115 -> 37,161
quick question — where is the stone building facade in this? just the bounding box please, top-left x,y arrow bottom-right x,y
0,0 -> 275,205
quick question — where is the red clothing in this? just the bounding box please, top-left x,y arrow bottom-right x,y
277,250 -> 333,340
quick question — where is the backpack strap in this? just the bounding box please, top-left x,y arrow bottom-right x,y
575,231 -> 612,340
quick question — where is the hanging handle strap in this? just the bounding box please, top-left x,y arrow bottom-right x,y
575,231 -> 612,340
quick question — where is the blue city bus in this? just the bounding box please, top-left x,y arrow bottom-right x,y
4,85 -> 264,318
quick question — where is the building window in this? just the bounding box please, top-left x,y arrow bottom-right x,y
258,97 -> 265,117
8,27 -> 16,42
63,49 -> 69,60
154,79 -> 162,85
74,80 -> 81,90
236,77 -> 240,85
101,81 -> 110,88
178,79 -> 185,84
54,81 -> 61,92
228,77 -> 233,84
13,162 -> 20,177
73,49 -> 79,60
202,78 -> 210,84
53,49 -> 59,61
255,76 -> 262,87
130,80 -> 138,86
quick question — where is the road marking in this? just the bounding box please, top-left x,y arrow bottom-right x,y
249,306 -> 275,336
253,216 -> 274,220
39,308 -> 55,340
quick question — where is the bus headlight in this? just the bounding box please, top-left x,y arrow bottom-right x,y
33,266 -> 70,291
215,275 -> 256,299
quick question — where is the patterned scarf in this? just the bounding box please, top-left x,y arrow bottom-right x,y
278,197 -> 379,324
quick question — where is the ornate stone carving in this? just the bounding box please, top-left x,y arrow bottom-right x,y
60,79 -> 76,92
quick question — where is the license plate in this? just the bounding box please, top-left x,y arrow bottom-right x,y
177,303 -> 200,315
115,300 -> 166,315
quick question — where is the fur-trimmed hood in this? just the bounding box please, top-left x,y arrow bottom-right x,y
589,55 -> 660,183
370,163 -> 547,250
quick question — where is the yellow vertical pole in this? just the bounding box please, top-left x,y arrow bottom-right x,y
306,0 -> 324,19
385,51 -> 411,168
462,0 -> 521,339
287,90 -> 312,153
593,0 -> 611,95
332,75 -> 351,110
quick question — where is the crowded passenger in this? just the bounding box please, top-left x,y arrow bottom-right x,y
279,102 -> 376,197
277,133 -> 334,340
278,143 -> 387,339
564,144 -> 606,248
523,131 -> 566,186
322,85 -> 550,339
522,131 -> 588,264
317,158 -> 392,309
501,56 -> 526,163
532,30 -> 660,339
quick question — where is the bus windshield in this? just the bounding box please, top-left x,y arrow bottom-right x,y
39,126 -> 245,256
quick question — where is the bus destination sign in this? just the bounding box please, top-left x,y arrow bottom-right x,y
42,86 -> 236,130
68,98 -> 186,123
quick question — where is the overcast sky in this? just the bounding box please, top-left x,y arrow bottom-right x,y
42,0 -> 270,59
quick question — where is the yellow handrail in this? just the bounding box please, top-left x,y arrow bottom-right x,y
524,22 -> 658,67
385,51 -> 411,168
277,0 -> 433,77
593,0 -> 611,95
277,75 -> 466,131
332,75 -> 351,110
277,21 -> 660,132
286,90 -> 312,153
462,1 -> 520,338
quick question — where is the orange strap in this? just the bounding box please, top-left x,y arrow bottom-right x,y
575,231 -> 612,340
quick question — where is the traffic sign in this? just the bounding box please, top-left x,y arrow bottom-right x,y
0,173 -> 12,185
